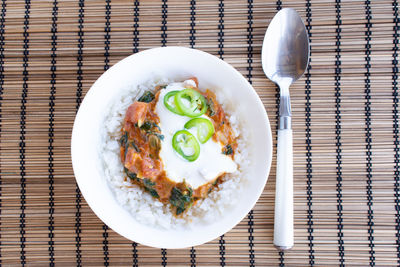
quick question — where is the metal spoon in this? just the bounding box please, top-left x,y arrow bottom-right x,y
261,8 -> 309,251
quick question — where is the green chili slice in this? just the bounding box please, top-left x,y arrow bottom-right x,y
184,118 -> 215,144
163,90 -> 183,115
172,130 -> 200,162
175,88 -> 207,117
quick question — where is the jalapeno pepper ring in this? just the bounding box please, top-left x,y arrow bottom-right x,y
174,88 -> 207,117
163,90 -> 184,115
184,118 -> 215,144
172,130 -> 200,162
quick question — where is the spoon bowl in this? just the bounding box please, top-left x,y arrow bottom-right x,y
262,8 -> 309,85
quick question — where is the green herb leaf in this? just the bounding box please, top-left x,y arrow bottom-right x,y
154,132 -> 164,141
207,97 -> 216,116
130,140 -> 140,153
176,207 -> 185,215
124,167 -> 138,182
139,121 -> 163,143
169,186 -> 194,215
147,131 -> 164,141
138,91 -> 155,103
208,178 -> 219,194
143,178 -> 155,187
119,131 -> 128,146
147,188 -> 159,198
152,123 -> 161,131
222,144 -> 233,155
140,121 -> 161,132
140,121 -> 153,131
170,188 -> 185,210
143,178 -> 159,198
212,178 -> 219,186
187,187 -> 193,197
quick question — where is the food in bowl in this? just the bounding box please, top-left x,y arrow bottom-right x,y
101,76 -> 249,229
119,77 -> 238,216
72,47 -> 272,248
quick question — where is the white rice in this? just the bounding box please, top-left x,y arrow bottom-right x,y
99,77 -> 249,229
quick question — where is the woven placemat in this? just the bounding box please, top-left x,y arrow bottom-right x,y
0,0 -> 399,266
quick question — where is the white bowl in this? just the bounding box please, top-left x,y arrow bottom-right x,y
71,47 -> 272,249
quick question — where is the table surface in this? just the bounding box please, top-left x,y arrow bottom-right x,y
0,0 -> 399,266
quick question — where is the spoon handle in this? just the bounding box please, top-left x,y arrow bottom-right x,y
274,128 -> 294,250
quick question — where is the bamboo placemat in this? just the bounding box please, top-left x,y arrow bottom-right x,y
0,0 -> 399,266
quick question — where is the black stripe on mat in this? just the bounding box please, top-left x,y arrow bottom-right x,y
217,1 -> 226,266
275,1 -> 284,266
103,1 -> 111,266
217,0 -> 224,60
161,248 -> 167,266
132,1 -> 140,265
0,0 -> 6,264
161,0 -> 167,47
48,1 -> 58,266
363,1 -> 375,266
160,1 -> 168,266
19,1 -> 30,265
74,1 -> 84,266
305,0 -> 314,265
276,1 -> 282,11
393,1 -> 400,264
104,0 -> 111,72
219,235 -> 226,266
190,247 -> 196,267
334,0 -> 345,265
133,0 -> 139,53
246,0 -> 255,266
189,1 -> 197,264
190,0 -> 195,48
132,242 -> 138,267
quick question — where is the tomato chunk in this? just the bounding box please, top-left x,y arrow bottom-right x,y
124,102 -> 149,126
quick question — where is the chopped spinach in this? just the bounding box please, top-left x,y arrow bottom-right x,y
139,121 -> 164,144
124,167 -> 139,182
147,188 -> 159,198
140,121 -> 153,131
119,131 -> 131,159
222,144 -> 233,155
150,132 -> 164,141
143,178 -> 159,198
176,207 -> 185,215
169,187 -> 194,215
124,169 -> 159,198
207,97 -> 216,116
212,178 -> 219,186
187,187 -> 193,197
119,131 -> 128,146
138,91 -> 155,103
208,178 -> 219,194
143,178 -> 155,187
120,132 -> 140,155
140,121 -> 161,132
130,140 -> 140,153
